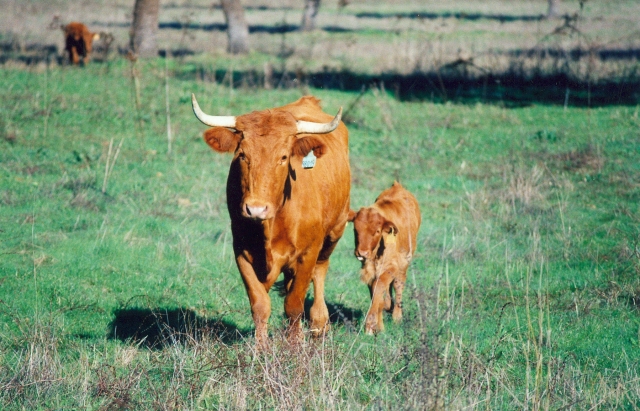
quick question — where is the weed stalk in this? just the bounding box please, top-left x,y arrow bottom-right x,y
102,137 -> 124,194
165,56 -> 173,156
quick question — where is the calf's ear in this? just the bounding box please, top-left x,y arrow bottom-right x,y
382,220 -> 399,236
204,127 -> 241,153
292,136 -> 326,158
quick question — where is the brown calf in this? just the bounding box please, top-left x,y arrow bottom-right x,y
63,22 -> 100,65
348,181 -> 421,334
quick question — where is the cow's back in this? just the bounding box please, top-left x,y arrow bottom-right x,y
64,22 -> 89,41
374,182 -> 421,256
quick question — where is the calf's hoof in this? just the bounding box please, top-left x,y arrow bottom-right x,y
364,315 -> 382,335
392,308 -> 403,323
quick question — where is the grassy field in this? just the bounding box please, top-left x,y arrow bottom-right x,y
1,1 -> 640,410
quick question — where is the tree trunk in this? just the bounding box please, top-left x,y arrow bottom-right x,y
547,0 -> 560,18
130,0 -> 159,57
301,0 -> 321,31
221,0 -> 249,54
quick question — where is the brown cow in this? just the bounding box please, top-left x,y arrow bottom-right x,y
347,181 -> 421,334
192,94 -> 350,346
63,22 -> 100,65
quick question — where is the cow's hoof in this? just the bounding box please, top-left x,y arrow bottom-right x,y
286,326 -> 304,345
309,323 -> 330,339
255,326 -> 269,343
254,335 -> 270,352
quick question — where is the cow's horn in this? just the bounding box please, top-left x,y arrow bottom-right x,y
296,107 -> 342,134
191,94 -> 237,128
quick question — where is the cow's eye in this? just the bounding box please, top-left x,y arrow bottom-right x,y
278,155 -> 288,165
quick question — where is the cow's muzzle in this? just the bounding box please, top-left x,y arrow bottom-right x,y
244,203 -> 271,220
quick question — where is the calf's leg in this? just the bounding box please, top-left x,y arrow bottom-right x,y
384,282 -> 393,312
365,271 -> 394,334
392,277 -> 405,322
392,262 -> 409,322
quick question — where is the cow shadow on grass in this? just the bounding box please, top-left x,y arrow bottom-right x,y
108,303 -> 363,348
308,298 -> 363,334
272,280 -> 363,333
108,306 -> 250,348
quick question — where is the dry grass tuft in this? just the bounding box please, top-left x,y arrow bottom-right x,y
463,164 -> 550,224
503,165 -> 546,209
551,145 -> 604,174
93,363 -> 142,410
0,318 -> 63,406
70,192 -> 101,211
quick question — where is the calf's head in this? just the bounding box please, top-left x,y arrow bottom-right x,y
192,94 -> 341,220
348,208 -> 398,261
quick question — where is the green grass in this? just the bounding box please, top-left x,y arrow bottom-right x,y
0,58 -> 639,409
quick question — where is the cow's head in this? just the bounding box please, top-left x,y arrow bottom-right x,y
192,94 -> 341,220
347,208 -> 398,261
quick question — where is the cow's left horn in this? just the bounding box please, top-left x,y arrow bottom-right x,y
191,94 -> 237,128
296,107 -> 342,134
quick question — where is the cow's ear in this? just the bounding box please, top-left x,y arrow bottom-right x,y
204,127 -> 240,153
347,209 -> 357,222
382,220 -> 398,236
292,136 -> 327,158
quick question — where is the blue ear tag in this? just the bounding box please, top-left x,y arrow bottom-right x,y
302,150 -> 316,169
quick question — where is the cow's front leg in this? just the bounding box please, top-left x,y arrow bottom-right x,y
309,260 -> 330,337
365,271 -> 394,335
70,47 -> 80,65
284,255 -> 317,343
309,227 -> 346,337
236,256 -> 271,348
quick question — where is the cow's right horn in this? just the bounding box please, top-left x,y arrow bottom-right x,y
191,94 -> 237,128
296,107 -> 342,134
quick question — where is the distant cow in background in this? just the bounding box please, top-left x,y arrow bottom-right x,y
49,16 -> 111,65
62,22 -> 100,65
348,181 -> 421,334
